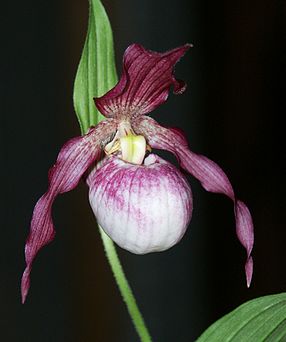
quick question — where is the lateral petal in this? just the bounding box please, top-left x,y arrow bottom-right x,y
21,120 -> 116,303
134,116 -> 254,286
94,43 -> 191,119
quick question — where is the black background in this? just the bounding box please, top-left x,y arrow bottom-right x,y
1,0 -> 285,341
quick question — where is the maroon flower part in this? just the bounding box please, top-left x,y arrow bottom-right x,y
22,43 -> 254,303
21,120 -> 117,302
95,44 -> 190,118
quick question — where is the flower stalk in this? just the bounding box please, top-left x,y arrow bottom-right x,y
75,2 -> 152,338
99,228 -> 152,342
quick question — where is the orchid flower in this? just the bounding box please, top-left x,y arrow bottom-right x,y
21,43 -> 254,303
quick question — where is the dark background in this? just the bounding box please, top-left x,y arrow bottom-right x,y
1,0 -> 285,341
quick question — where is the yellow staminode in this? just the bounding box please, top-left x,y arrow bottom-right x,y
120,134 -> 146,165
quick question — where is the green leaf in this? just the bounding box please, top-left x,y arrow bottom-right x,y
197,293 -> 286,341
73,0 -> 117,134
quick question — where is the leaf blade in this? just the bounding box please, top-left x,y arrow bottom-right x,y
73,0 -> 117,134
196,293 -> 286,342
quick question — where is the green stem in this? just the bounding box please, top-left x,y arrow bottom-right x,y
99,226 -> 152,342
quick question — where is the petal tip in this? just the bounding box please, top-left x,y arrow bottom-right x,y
245,256 -> 253,288
173,79 -> 187,95
183,43 -> 193,50
21,266 -> 31,304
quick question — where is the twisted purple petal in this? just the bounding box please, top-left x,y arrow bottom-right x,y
94,43 -> 192,119
21,120 -> 116,303
134,116 -> 254,286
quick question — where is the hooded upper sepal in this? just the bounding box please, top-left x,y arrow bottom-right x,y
21,120 -> 117,303
94,43 -> 192,119
134,116 -> 255,286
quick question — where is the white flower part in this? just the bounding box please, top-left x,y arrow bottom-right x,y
87,154 -> 193,254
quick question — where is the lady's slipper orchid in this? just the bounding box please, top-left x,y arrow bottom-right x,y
21,43 -> 254,303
